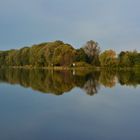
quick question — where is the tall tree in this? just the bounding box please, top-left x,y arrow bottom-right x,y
83,40 -> 100,65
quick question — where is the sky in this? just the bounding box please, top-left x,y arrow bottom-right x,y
0,0 -> 140,52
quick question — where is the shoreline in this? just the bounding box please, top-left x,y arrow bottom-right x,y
0,66 -> 139,71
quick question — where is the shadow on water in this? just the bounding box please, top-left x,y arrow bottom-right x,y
0,68 -> 140,95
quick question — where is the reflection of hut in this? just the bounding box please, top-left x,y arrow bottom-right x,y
72,69 -> 75,75
72,63 -> 76,67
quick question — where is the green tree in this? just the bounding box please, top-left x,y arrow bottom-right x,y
99,50 -> 117,67
118,51 -> 140,67
74,48 -> 88,62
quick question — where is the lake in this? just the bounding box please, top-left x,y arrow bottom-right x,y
0,68 -> 140,140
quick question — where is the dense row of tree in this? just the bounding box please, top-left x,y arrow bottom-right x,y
0,40 -> 101,67
0,40 -> 140,68
99,49 -> 140,68
0,41 -> 77,67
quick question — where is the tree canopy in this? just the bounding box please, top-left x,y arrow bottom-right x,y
0,40 -> 140,68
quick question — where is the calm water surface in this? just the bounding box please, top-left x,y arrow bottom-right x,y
0,68 -> 140,140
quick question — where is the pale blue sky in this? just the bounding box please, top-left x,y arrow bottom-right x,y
0,0 -> 140,52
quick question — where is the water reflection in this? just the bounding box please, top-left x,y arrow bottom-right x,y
0,68 -> 140,95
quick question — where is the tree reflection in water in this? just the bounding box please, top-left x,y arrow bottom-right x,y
0,68 -> 140,95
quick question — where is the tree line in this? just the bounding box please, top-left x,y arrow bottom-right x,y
0,40 -> 140,68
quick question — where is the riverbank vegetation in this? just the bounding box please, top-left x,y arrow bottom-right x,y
0,40 -> 140,69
